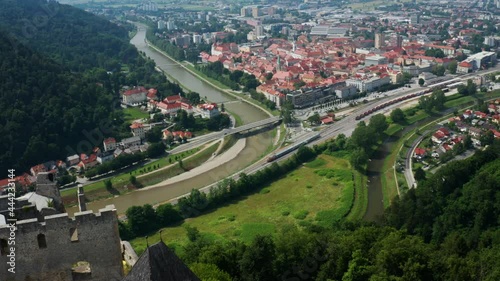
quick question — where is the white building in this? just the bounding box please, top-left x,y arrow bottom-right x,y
461,51 -> 497,71
193,34 -> 202,44
122,87 -> 148,105
346,75 -> 391,93
255,25 -> 264,37
130,123 -> 146,139
166,21 -> 175,30
157,20 -> 166,30
365,55 -> 388,66
120,136 -> 141,149
103,137 -> 117,152
335,85 -> 358,99
484,36 -> 496,47
197,103 -> 220,119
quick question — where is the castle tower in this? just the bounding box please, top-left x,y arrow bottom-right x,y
35,172 -> 65,213
277,55 -> 281,72
78,184 -> 87,212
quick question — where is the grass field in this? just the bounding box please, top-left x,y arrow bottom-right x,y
123,107 -> 149,123
130,154 -> 358,255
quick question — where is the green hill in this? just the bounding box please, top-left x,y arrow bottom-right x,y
0,0 -> 137,72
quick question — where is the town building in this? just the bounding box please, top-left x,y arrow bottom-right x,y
157,20 -> 165,30
121,136 -> 141,149
460,51 -> 497,72
122,86 -> 148,105
252,6 -> 260,18
103,137 -> 117,152
197,103 -> 220,119
365,54 -> 388,66
130,122 -> 146,139
346,75 -> 391,92
334,85 -> 358,99
375,33 -> 385,49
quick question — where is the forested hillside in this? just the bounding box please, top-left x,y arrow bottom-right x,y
0,30 -> 120,173
0,0 -> 137,72
0,1 -> 184,173
167,141 -> 500,280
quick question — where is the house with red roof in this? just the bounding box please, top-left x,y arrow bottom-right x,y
162,130 -> 193,142
432,131 -> 447,144
463,109 -> 474,119
488,104 -> 498,114
197,103 -> 220,119
492,114 -> 500,124
457,61 -> 472,74
122,86 -> 148,105
130,122 -> 145,139
103,137 -> 117,152
490,129 -> 500,138
413,148 -> 427,160
79,154 -> 98,170
320,116 -> 334,125
474,111 -> 488,119
147,88 -> 158,101
30,164 -> 47,177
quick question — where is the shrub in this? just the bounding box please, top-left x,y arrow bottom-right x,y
293,210 -> 309,220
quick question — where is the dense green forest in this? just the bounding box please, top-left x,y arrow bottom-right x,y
0,0 -> 135,72
0,1 -> 184,173
127,140 -> 500,280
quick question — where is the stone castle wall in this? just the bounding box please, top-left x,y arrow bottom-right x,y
0,205 -> 123,281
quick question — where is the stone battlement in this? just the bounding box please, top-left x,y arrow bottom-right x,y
0,205 -> 123,281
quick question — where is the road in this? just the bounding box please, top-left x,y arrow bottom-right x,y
404,128 -> 436,189
169,116 -> 281,154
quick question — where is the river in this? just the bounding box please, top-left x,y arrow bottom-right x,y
66,24 -> 272,215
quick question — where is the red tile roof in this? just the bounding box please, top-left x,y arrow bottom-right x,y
123,86 -> 147,96
414,148 -> 426,156
130,122 -> 143,129
104,137 -> 116,144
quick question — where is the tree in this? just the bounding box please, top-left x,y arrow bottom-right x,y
156,203 -> 182,226
414,167 -> 426,182
368,114 -> 389,137
480,130 -> 494,146
350,148 -> 368,171
280,101 -> 294,124
240,235 -> 276,281
458,84 -> 468,95
146,126 -> 163,143
186,92 -> 201,105
307,112 -> 321,125
431,89 -> 446,110
390,108 -> 405,123
447,61 -> 458,74
129,175 -> 137,185
104,179 -> 113,191
125,204 -> 157,236
431,65 -> 446,76
146,142 -> 166,158
466,79 -> 477,96
418,78 -> 425,86
265,72 -> 273,81
185,225 -> 201,242
419,96 -> 434,113
464,135 -> 473,149
190,263 -> 232,281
